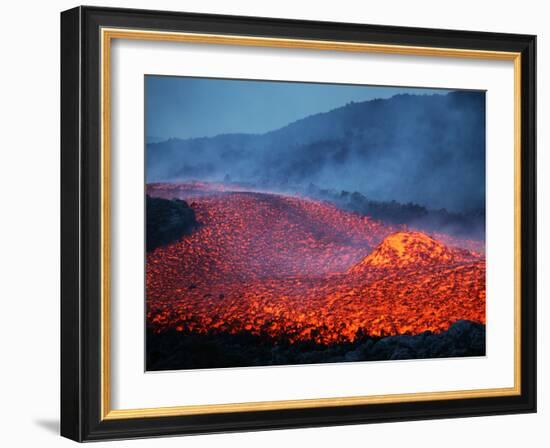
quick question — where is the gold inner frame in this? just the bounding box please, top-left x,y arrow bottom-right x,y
100,27 -> 522,420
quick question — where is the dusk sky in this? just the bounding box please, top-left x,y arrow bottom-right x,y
145,76 -> 453,141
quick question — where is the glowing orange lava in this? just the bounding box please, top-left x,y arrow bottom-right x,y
146,183 -> 485,345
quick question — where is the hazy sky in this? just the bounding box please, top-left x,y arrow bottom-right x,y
145,76 -> 453,141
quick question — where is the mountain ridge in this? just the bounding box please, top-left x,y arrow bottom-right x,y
146,91 -> 485,213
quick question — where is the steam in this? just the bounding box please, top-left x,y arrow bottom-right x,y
146,91 -> 485,214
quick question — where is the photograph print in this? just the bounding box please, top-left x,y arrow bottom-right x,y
145,76 -> 486,371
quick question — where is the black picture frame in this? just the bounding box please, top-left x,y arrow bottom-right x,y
61,5 -> 536,442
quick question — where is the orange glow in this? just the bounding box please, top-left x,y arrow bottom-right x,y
146,183 -> 485,345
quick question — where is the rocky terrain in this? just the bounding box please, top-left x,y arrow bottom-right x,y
146,182 -> 486,370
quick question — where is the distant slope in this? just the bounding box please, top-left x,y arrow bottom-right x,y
147,91 -> 485,212
303,183 -> 485,240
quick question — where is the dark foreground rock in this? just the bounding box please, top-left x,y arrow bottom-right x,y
146,320 -> 485,371
146,195 -> 200,252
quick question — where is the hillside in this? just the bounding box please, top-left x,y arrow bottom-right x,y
146,91 -> 485,213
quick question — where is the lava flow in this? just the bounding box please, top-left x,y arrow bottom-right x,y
146,182 -> 486,345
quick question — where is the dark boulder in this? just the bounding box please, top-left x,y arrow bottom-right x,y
146,195 -> 200,252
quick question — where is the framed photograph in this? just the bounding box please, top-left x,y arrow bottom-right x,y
60,6 -> 536,441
